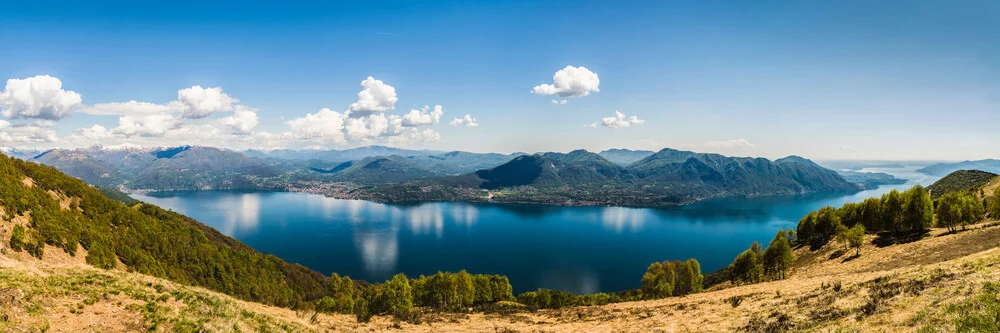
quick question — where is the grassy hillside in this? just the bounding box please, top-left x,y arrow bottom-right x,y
0,153 -> 332,307
926,170 -> 999,198
5,210 -> 1000,331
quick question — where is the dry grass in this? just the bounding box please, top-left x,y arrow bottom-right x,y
4,202 -> 1000,332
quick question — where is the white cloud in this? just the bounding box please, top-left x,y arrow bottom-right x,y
449,114 -> 479,127
80,100 -> 184,116
704,139 -> 757,149
0,75 -> 83,120
177,86 -> 238,119
600,111 -> 644,128
401,105 -> 444,127
551,99 -> 567,105
0,122 -> 59,144
113,114 -> 180,137
348,77 -> 397,114
286,108 -> 347,143
344,113 -> 395,141
220,106 -> 259,135
74,124 -> 117,141
0,119 -> 9,130
532,66 -> 600,99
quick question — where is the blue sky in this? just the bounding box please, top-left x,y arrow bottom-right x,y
1,0 -> 998,160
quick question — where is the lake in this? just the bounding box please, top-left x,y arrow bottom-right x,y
132,167 -> 935,294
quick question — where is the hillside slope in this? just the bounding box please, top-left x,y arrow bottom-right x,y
0,154 -> 333,308
4,215 -> 1000,331
926,169 -> 999,198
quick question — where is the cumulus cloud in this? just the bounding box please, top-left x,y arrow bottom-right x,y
113,114 -> 180,137
704,139 -> 757,149
0,122 -> 59,144
449,114 -> 479,127
348,77 -> 397,114
219,106 -> 259,135
286,108 -> 347,142
177,86 -> 238,119
74,124 -> 117,141
532,66 -> 600,99
401,105 -> 443,127
600,111 -> 644,128
0,75 -> 83,120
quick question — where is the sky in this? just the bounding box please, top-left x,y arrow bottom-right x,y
0,0 -> 998,160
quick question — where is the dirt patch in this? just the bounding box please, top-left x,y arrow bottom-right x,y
21,177 -> 34,188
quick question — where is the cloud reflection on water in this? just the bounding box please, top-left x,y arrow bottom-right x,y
599,207 -> 646,233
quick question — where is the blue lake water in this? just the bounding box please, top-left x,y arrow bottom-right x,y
131,167 -> 935,294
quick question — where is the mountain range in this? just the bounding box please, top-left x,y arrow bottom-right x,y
917,159 -> 1000,177
3,145 -> 901,207
345,148 -> 865,206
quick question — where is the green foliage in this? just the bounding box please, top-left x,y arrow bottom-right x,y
925,170 -> 998,199
847,224 -> 865,256
729,245 -> 763,285
796,212 -> 816,243
9,224 -> 25,251
641,261 -> 675,299
762,230 -> 795,280
410,271 -> 512,311
858,197 -> 883,231
673,258 -> 703,295
881,190 -> 905,233
902,185 -> 934,232
383,273 -> 413,320
0,154 -> 330,308
988,186 -> 1000,220
936,192 -> 984,232
316,274 -> 354,314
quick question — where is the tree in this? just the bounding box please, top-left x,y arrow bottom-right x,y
959,193 -> 985,229
382,273 -> 413,320
847,224 -> 865,256
687,258 -> 704,293
987,186 -> 1000,220
316,274 -> 354,314
729,247 -> 763,285
762,230 -> 795,280
881,190 -> 905,233
641,261 -> 675,299
797,212 -> 816,243
936,192 -> 964,233
839,202 -> 862,227
672,260 -> 692,296
834,224 -> 849,250
813,206 -> 842,244
859,197 -> 883,231
902,185 -> 934,232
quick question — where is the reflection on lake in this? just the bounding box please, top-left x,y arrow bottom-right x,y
132,168 -> 934,294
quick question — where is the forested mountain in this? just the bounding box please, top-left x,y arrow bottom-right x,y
32,146 -> 285,191
598,149 -> 655,166
0,153 -> 332,307
346,148 -> 861,206
917,159 -> 1000,176
926,170 -> 998,198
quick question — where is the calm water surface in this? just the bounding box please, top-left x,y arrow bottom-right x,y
132,167 -> 935,294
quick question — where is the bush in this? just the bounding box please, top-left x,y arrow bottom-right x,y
9,224 -> 25,251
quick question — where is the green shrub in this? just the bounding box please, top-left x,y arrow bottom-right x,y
9,224 -> 25,251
